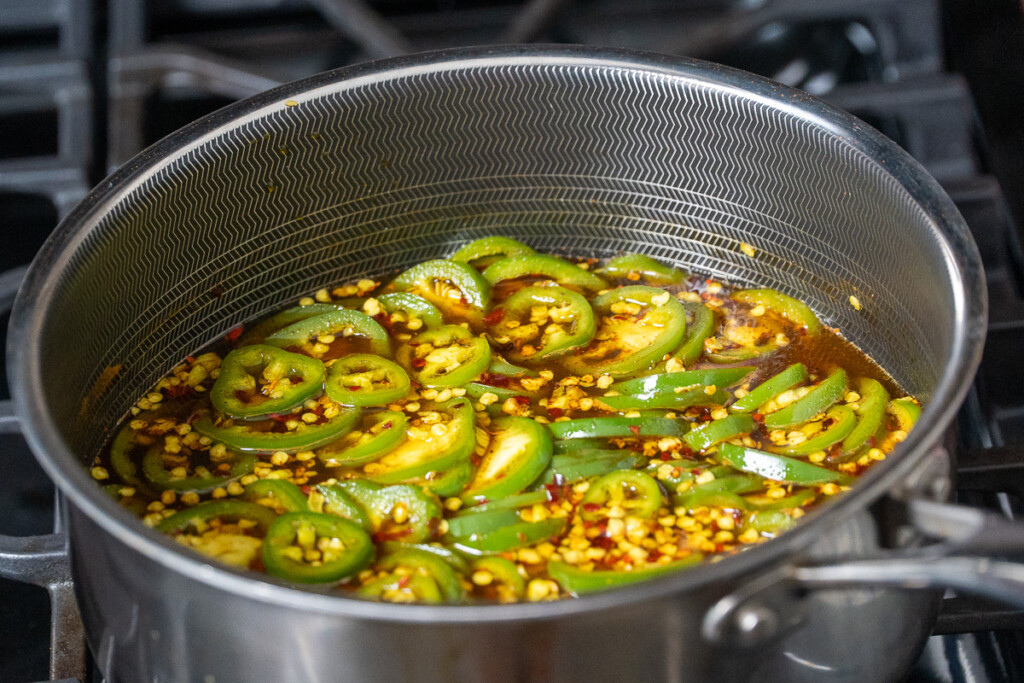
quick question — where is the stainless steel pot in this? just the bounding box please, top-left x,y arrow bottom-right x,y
1,46 -> 1014,682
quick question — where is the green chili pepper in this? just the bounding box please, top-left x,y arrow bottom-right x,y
488,285 -> 596,363
777,405 -> 857,456
391,259 -> 492,310
157,499 -> 278,534
142,448 -> 257,492
732,288 -> 821,334
839,378 -> 889,452
239,303 -> 351,346
598,386 -> 730,412
460,416 -> 552,504
547,554 -> 703,595
379,541 -> 471,574
362,399 -> 475,484
401,325 -> 491,387
645,459 -> 705,487
411,460 -> 476,498
616,367 -> 754,397
666,303 -> 715,366
562,286 -> 688,377
377,547 -> 466,601
683,414 -> 756,453
210,345 -> 326,419
458,489 -> 549,513
376,292 -> 444,329
483,254 -> 607,293
889,397 -> 921,432
745,510 -> 797,534
450,236 -> 534,267
549,415 -> 684,440
262,511 -> 374,584
553,437 -> 609,453
488,355 -> 538,377
731,363 -> 808,413
763,369 -> 847,429
742,488 -> 816,511
322,480 -> 443,544
358,572 -> 443,603
315,483 -> 372,529
449,517 -> 566,555
537,450 -> 642,485
108,423 -> 144,488
706,340 -> 781,364
580,470 -> 664,521
597,253 -> 686,285
673,474 -> 764,509
717,443 -> 841,484
325,354 -> 411,406
445,508 -> 520,538
316,410 -> 408,467
242,479 -> 308,513
265,308 -> 391,357
472,556 -> 526,600
192,404 -> 360,453
463,381 -> 538,403
687,472 -> 764,495
673,490 -> 750,511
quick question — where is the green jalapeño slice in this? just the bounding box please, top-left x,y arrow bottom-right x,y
265,309 -> 391,358
325,354 -> 411,406
192,402 -> 360,453
400,325 -> 491,387
561,286 -> 687,377
262,512 -> 374,584
211,344 -> 326,419
487,285 -> 596,364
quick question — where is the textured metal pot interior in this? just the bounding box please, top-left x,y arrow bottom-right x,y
35,52 -> 970,469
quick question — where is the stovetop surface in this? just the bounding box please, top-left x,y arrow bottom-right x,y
3,1 -> 1024,681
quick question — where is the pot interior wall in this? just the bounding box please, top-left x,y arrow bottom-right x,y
34,55 -> 962,459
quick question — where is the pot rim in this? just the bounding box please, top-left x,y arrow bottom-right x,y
8,44 -> 986,623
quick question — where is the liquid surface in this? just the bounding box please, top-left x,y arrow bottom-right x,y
92,239 -> 918,603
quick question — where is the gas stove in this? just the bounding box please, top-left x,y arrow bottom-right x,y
2,1 -> 1024,681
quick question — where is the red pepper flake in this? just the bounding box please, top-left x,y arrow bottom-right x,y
513,395 -> 531,405
659,453 -> 673,461
714,543 -> 725,553
483,308 -> 505,325
752,413 -> 763,422
225,326 -> 243,342
648,549 -> 663,562
582,502 -> 602,513
165,384 -> 192,399
592,536 -> 615,549
628,425 -> 641,436
300,485 -> 312,495
397,575 -> 411,588
547,407 -> 563,418
481,373 -> 511,388
346,385 -> 362,391
411,358 -> 426,369
381,421 -> 393,430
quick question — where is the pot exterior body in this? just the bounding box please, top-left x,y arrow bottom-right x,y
70,505 -> 937,683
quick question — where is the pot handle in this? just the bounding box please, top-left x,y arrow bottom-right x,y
702,495 -> 1024,648
0,264 -> 88,681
